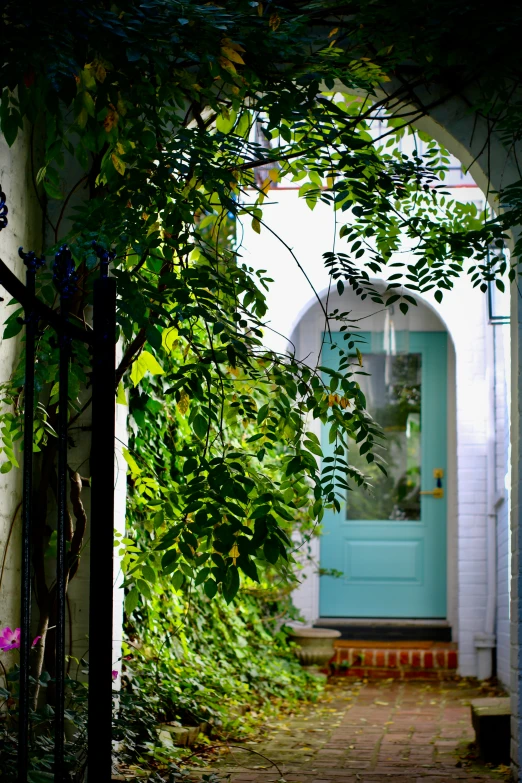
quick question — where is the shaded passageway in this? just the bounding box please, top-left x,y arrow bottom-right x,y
195,680 -> 509,782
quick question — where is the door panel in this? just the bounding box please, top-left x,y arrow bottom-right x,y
319,332 -> 447,619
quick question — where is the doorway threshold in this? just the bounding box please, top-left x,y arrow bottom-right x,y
314,618 -> 452,642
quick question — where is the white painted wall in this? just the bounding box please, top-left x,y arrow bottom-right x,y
0,128 -> 43,667
238,183 -> 509,678
0,131 -> 127,679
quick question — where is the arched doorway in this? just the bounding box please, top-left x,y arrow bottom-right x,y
288,284 -> 457,632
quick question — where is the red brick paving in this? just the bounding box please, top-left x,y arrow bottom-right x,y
194,679 -> 509,782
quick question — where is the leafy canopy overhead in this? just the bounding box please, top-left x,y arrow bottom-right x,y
1,0 -> 520,603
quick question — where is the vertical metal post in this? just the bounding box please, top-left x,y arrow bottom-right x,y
52,246 -> 76,782
87,256 -> 116,781
18,249 -> 42,783
54,295 -> 69,782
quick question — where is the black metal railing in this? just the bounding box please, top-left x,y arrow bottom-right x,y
0,186 -> 116,782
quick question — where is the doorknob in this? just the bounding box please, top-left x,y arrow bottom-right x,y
420,469 -> 444,499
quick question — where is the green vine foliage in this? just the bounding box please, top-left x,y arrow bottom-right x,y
123,587 -> 321,740
1,0 -> 520,611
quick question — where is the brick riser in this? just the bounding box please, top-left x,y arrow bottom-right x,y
329,644 -> 458,681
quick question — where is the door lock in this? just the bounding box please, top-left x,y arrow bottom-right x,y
420,468 -> 444,499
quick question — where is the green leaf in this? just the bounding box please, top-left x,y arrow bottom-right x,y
3,319 -> 23,339
172,570 -> 184,590
142,564 -> 156,583
83,91 -> 95,117
193,413 -> 208,440
257,404 -> 269,425
28,773 -> 55,783
42,177 -> 63,200
1,112 -> 20,147
303,440 -> 323,457
263,537 -> 279,564
195,567 -> 210,586
238,556 -> 259,583
204,579 -> 218,599
222,565 -> 240,603
141,129 -> 156,149
125,587 -> 139,614
216,110 -> 237,134
130,350 -> 165,386
235,110 -> 252,138
161,549 -> 178,569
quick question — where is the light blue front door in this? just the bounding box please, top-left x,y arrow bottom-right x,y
320,331 -> 447,619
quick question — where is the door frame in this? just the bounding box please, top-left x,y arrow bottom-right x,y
318,331 -> 449,620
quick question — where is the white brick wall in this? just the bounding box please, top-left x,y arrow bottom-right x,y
495,323 -> 511,688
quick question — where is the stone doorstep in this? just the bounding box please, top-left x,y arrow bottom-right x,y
329,642 -> 458,679
470,697 -> 510,766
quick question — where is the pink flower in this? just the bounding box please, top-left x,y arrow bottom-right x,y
0,627 -> 20,651
0,627 -> 41,651
112,670 -> 118,681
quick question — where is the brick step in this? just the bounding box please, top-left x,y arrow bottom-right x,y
330,641 -> 458,680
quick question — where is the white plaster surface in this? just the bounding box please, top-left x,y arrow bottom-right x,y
0,128 -> 42,666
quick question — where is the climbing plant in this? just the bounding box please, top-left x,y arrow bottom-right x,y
0,0 -> 521,643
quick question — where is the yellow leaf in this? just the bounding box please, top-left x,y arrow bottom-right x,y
269,12 -> 281,30
252,217 -> 261,234
130,350 -> 165,387
221,37 -> 246,53
221,47 -> 245,65
116,382 -> 127,406
257,2 -> 263,15
261,177 -> 271,195
162,326 -> 178,353
329,27 -> 339,37
104,106 -> 119,132
111,153 -> 125,176
218,57 -> 237,73
94,61 -> 107,83
268,168 -> 279,182
122,447 -> 142,475
177,390 -> 190,416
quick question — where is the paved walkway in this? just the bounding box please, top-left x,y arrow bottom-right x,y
193,679 -> 510,782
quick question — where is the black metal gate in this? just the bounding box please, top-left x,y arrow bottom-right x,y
0,186 -> 116,782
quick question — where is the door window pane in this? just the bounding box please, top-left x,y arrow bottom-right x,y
347,353 -> 422,521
